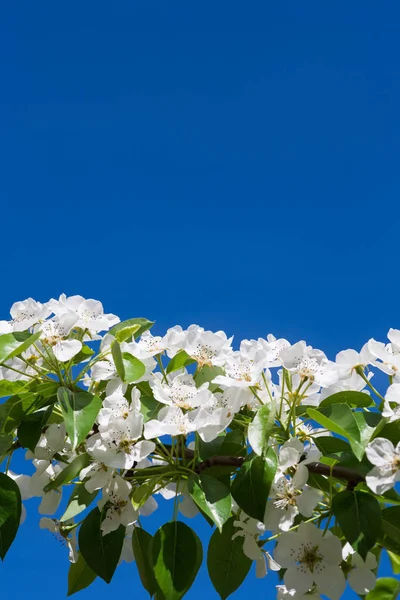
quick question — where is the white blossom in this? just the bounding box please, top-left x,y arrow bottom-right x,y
365,437 -> 400,493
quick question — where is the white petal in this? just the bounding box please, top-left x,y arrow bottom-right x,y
53,339 -> 82,362
348,567 -> 376,594
284,566 -> 313,595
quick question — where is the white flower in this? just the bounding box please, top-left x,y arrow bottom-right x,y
232,514 -> 280,578
50,294 -> 119,334
87,413 -> 155,469
365,437 -> 400,493
165,324 -> 233,366
126,331 -> 167,358
98,475 -> 138,535
256,334 -> 291,368
40,314 -> 82,361
276,586 -> 322,599
264,471 -> 321,532
274,522 -> 345,600
213,351 -> 265,388
335,345 -> 372,378
34,423 -> 67,460
150,371 -> 213,409
29,460 -> 63,514
342,543 -> 377,595
3,298 -> 51,332
39,518 -> 78,562
367,329 -> 400,379
79,462 -> 116,493
382,383 -> 400,422
144,405 -> 200,439
97,388 -> 141,427
280,342 -> 339,388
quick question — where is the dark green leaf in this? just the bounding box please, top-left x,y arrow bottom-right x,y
79,507 -> 125,583
365,578 -> 400,600
17,407 -> 52,452
248,403 -> 275,456
0,434 -> 13,460
132,527 -> 158,596
61,484 -> 98,522
320,390 -> 373,408
0,472 -> 21,559
44,453 -> 90,493
197,432 -> 225,461
67,552 -> 96,596
376,421 -> 400,446
166,350 -> 196,374
58,387 -> 101,450
0,392 -> 39,434
188,474 -> 231,531
332,491 -> 381,559
307,405 -> 364,460
152,521 -> 202,600
314,436 -> 352,456
381,506 -> 400,546
231,450 -> 277,521
109,318 -> 155,341
218,430 -> 247,458
207,517 -> 252,599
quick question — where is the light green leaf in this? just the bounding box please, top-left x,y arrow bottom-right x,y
166,350 -> 196,374
152,521 -> 202,600
121,352 -> 145,383
78,507 -> 125,583
365,578 -> 400,600
44,453 -> 90,493
0,473 -> 21,560
188,474 -> 231,531
109,318 -> 154,341
58,387 -> 101,450
0,331 -> 41,362
207,517 -> 252,599
0,380 -> 29,398
61,484 -> 98,522
320,390 -> 374,408
248,402 -> 276,456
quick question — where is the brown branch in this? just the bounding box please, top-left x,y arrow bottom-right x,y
160,445 -> 365,487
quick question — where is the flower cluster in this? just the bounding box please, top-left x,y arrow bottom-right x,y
0,295 -> 399,599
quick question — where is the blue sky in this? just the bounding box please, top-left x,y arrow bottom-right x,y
1,1 -> 399,598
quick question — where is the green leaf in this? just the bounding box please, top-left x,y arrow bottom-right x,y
320,390 -> 373,408
17,407 -> 52,452
121,352 -> 146,383
152,521 -> 203,600
388,551 -> 400,575
131,480 -> 156,510
44,453 -> 90,493
78,507 -> 125,583
109,318 -> 154,341
0,472 -> 21,559
188,474 -> 231,531
114,324 -> 141,343
365,578 -> 400,600
197,432 -> 226,461
0,331 -> 41,362
248,402 -> 276,456
58,387 -> 101,450
166,350 -> 196,374
0,392 -> 40,434
131,527 -> 158,596
218,430 -> 247,458
111,340 -> 125,380
307,405 -> 364,460
194,365 -> 224,390
61,484 -> 98,522
382,506 -> 400,546
68,344 -> 95,366
332,490 -> 381,559
67,553 -> 96,596
140,395 -> 163,422
0,380 -> 29,398
111,341 -> 145,383
231,450 -> 277,521
314,436 -> 352,456
207,517 -> 252,599
376,421 -> 400,446
0,434 -> 13,460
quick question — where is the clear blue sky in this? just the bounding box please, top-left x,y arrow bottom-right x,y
0,2 -> 398,598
